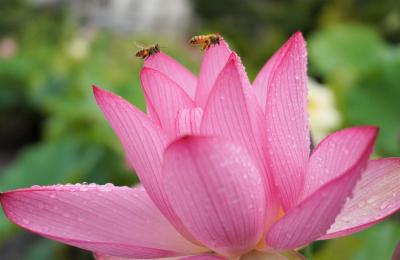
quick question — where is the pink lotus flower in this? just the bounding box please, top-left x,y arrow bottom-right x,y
1,32 -> 400,260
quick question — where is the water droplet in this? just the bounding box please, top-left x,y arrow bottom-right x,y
341,215 -> 352,223
357,201 -> 366,207
380,201 -> 390,210
367,196 -> 378,204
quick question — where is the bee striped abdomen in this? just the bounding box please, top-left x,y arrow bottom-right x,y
190,33 -> 221,50
135,44 -> 160,60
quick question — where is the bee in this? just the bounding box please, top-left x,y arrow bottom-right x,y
189,33 -> 221,50
135,43 -> 160,60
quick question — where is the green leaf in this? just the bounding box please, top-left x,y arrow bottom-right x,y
314,220 -> 400,260
309,24 -> 386,82
0,139 -> 102,191
23,239 -> 63,260
347,57 -> 400,156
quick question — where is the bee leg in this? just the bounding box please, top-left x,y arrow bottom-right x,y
205,39 -> 211,49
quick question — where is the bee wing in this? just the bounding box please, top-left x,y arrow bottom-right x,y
134,41 -> 146,49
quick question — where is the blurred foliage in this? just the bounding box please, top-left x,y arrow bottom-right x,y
308,24 -> 400,156
314,220 -> 400,260
0,0 -> 399,259
191,0 -> 400,78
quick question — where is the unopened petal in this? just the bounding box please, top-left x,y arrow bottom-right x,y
200,53 -> 278,224
144,52 -> 197,98
263,32 -> 310,210
141,68 -> 194,138
175,107 -> 203,137
195,39 -> 232,107
163,136 -> 266,257
253,35 -> 293,112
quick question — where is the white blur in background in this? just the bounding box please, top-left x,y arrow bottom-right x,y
308,78 -> 341,143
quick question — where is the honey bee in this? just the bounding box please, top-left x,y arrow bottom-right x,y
135,43 -> 160,60
189,33 -> 221,50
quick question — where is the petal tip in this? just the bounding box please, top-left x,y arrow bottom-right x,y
0,192 -> 7,205
291,31 -> 305,43
354,125 -> 380,140
92,86 -> 125,108
286,31 -> 307,51
139,66 -> 153,76
92,84 -> 101,94
92,85 -> 109,101
293,31 -> 304,39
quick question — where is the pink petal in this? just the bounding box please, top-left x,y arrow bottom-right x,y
180,255 -> 226,260
145,99 -> 162,126
0,185 -> 206,258
303,126 -> 379,198
140,68 -> 194,138
93,86 -> 195,242
321,158 -> 400,239
163,136 -> 266,257
266,129 -> 376,250
263,32 -> 310,210
94,253 -> 222,260
95,252 -> 181,260
253,35 -> 293,112
200,53 -> 279,224
144,52 -> 197,98
195,39 -> 232,107
175,107 -> 203,137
